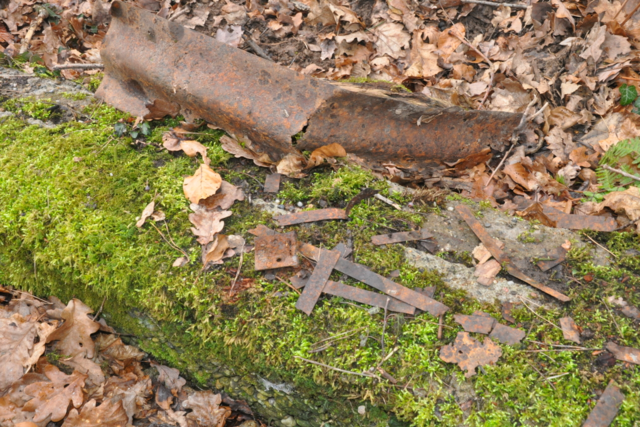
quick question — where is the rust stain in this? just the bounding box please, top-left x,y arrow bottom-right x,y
440,331 -> 503,377
97,2 -> 522,170
582,381 -> 625,427
254,232 -> 298,270
274,208 -> 348,226
371,229 -> 433,245
456,205 -> 571,302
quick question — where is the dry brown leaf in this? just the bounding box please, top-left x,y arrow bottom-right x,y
215,25 -> 243,47
439,332 -> 502,377
152,362 -> 186,393
405,29 -> 442,78
551,0 -> 575,31
595,187 -> 640,231
136,201 -> 155,228
23,365 -> 87,422
202,234 -> 231,265
579,24 -> 606,62
601,31 -> 631,60
276,153 -> 308,177
46,299 -> 100,358
0,314 -> 37,392
307,143 -> 347,168
503,163 -> 539,191
61,353 -> 105,386
183,391 -> 232,427
219,135 -> 273,167
172,256 -> 189,268
545,126 -> 577,161
61,399 -> 128,427
188,208 -> 233,245
95,334 -> 146,362
548,107 -> 582,130
183,164 -> 222,204
373,22 -> 410,59
199,181 -> 245,210
438,23 -> 464,61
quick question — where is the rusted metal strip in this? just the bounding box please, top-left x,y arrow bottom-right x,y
263,173 -> 281,193
97,2 -> 521,170
372,229 -> 433,246
290,276 -> 415,314
274,208 -> 348,226
254,232 -> 298,270
582,381 -> 625,427
455,205 -> 571,302
299,243 -> 449,317
605,342 -> 640,365
454,313 -> 496,334
296,250 -> 340,315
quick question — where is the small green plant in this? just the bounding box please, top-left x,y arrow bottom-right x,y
596,137 -> 640,192
114,120 -> 151,139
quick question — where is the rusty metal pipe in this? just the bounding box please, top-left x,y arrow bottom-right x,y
97,2 -> 522,169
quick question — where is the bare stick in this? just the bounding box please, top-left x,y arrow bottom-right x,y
583,233 -> 617,259
52,63 -> 105,71
601,164 -> 640,183
620,1 -> 640,27
151,223 -> 189,258
381,298 -> 390,358
613,0 -> 631,21
20,9 -> 48,54
462,0 -> 528,8
518,296 -> 561,330
229,244 -> 245,295
604,301 -> 622,335
546,373 -> 570,380
243,35 -> 272,61
168,7 -> 188,21
92,295 -> 108,321
449,30 -> 493,65
275,276 -> 301,295
619,76 -> 640,82
376,346 -> 399,369
437,314 -> 444,340
294,356 -> 379,378
484,142 -> 515,188
528,363 -> 556,390
374,193 -> 403,210
479,71 -> 496,108
526,340 -> 598,351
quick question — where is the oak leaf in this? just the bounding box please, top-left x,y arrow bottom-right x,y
152,362 -> 187,393
219,135 -> 273,167
61,399 -> 128,427
183,164 -> 222,204
307,143 -> 347,168
23,365 -> 87,422
199,181 -> 245,210
188,208 -> 233,245
373,22 -> 410,59
595,187 -> 640,232
0,314 -> 37,392
183,391 -> 232,427
46,299 -> 100,358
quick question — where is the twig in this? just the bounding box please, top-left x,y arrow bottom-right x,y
448,30 -> 492,65
545,372 -> 570,380
168,7 -> 188,21
583,233 -> 617,259
601,164 -> 640,183
484,142 -> 515,188
620,1 -> 640,27
376,346 -> 399,369
604,301 -> 622,335
517,296 -> 561,331
462,0 -> 528,8
150,223 -> 189,258
437,314 -> 444,340
524,348 -> 598,352
275,276 -> 301,295
374,193 -> 403,210
619,76 -> 640,82
294,356 -> 380,378
52,63 -> 104,71
243,35 -> 272,61
528,363 -> 556,390
92,295 -> 107,321
20,9 -> 48,54
312,329 -> 362,346
381,298 -> 390,358
613,0 -> 631,21
229,244 -> 245,295
479,71 -> 496,108
526,340 -> 598,350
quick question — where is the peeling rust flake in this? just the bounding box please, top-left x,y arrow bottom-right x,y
97,2 -> 522,171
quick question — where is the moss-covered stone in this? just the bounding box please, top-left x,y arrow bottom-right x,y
1,92 -> 639,426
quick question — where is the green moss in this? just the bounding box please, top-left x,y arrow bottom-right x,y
2,97 -> 60,121
1,110 -> 639,426
61,92 -> 88,101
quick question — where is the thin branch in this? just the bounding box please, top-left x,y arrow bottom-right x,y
294,356 -> 379,378
583,233 -> 617,259
229,244 -> 245,295
619,76 -> 640,82
437,314 -> 444,340
92,295 -> 108,321
275,276 -> 301,295
243,35 -> 273,61
528,363 -> 556,390
150,223 -> 189,258
620,1 -> 640,27
462,0 -> 528,8
601,164 -> 640,183
518,296 -> 561,331
52,63 -> 104,71
374,193 -> 403,210
381,298 -> 390,358
20,9 -> 47,55
613,0 -> 631,21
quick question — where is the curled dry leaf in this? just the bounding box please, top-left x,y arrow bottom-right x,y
219,135 -> 273,167
307,143 -> 347,168
189,208 -> 233,245
183,391 -> 232,427
46,299 -> 100,358
202,234 -> 232,265
276,153 -> 308,177
61,353 -> 105,387
95,334 -> 146,362
152,362 -> 187,393
0,314 -> 37,392
172,256 -> 189,268
595,187 -> 640,232
61,399 -> 128,427
136,201 -> 155,228
199,181 -> 245,210
23,364 -> 87,422
183,164 -> 222,204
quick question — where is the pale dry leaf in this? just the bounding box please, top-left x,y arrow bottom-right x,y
219,135 -> 273,167
474,259 -> 501,286
23,365 -> 87,422
276,153 -> 308,177
24,322 -> 57,371
61,399 -> 128,427
595,187 -> 640,228
545,126 -> 576,161
183,164 -> 222,204
151,210 -> 166,222
307,143 -> 347,168
438,23 -> 464,61
189,209 -> 233,245
221,0 -> 247,24
492,6 -> 512,27
183,391 -> 232,427
560,81 -> 580,97
579,24 -> 606,62
61,353 -> 105,387
581,113 -> 640,151
320,39 -> 336,60
601,31 -> 631,61
200,181 -> 245,210
551,0 -> 575,31
46,299 -> 101,358
202,234 -> 231,265
0,315 -> 37,391
136,201 -> 155,228
180,140 -> 208,158
215,25 -> 243,47
373,22 -> 410,59
172,256 -> 189,268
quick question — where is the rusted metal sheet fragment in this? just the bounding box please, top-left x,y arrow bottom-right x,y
296,250 -> 340,315
248,224 -> 277,237
621,305 -> 640,320
97,2 -> 522,169
536,246 -> 567,272
371,230 -> 433,246
416,287 -> 436,299
263,173 -> 281,193
559,317 -> 581,344
254,232 -> 298,270
454,313 -> 496,334
542,206 -> 618,232
583,382 -> 625,427
299,243 -> 449,317
333,242 -> 352,258
440,332 -> 502,378
274,208 -> 348,226
501,302 -> 517,324
290,270 -> 310,289
489,323 -> 525,345
456,205 -> 571,302
605,342 -> 640,365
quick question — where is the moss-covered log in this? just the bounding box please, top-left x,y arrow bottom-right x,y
1,72 -> 640,427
